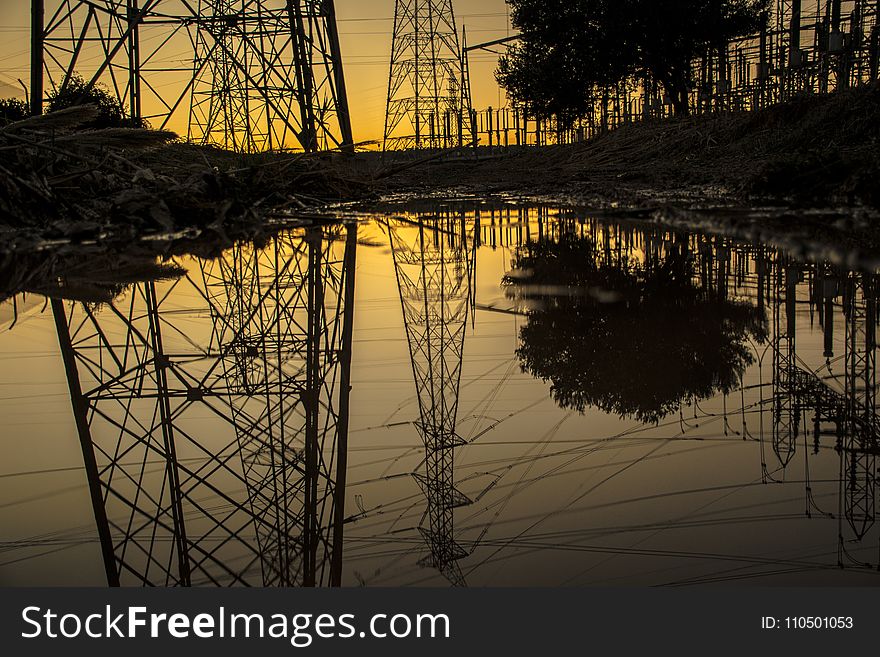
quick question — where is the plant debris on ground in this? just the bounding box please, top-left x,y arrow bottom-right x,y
0,105 -> 374,251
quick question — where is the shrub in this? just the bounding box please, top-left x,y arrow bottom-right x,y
46,74 -> 145,128
0,97 -> 30,125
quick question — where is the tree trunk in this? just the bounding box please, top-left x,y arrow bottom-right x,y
673,86 -> 690,117
670,68 -> 690,117
656,68 -> 690,117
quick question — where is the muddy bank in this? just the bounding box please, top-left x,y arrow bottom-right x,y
4,86 -> 879,235
0,105 -> 373,252
383,83 -> 880,208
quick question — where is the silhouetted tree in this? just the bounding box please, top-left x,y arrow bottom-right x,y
504,232 -> 767,423
497,0 -> 768,120
46,74 -> 144,128
0,98 -> 29,125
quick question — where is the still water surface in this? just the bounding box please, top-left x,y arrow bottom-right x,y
1,203 -> 878,586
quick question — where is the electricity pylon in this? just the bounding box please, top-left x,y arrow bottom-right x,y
51,225 -> 357,586
387,213 -> 476,585
384,0 -> 472,150
33,1 -> 353,152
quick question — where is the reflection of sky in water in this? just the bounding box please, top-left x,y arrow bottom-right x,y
1,206 -> 879,587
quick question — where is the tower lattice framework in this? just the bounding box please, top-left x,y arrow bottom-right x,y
388,213 -> 476,585
384,0 -> 472,150
840,273 -> 877,547
772,261 -> 802,469
762,262 -> 878,564
33,1 -> 353,152
51,225 -> 357,586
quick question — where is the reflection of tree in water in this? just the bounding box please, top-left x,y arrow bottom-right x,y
505,233 -> 768,423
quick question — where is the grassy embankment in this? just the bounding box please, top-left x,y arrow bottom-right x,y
386,82 -> 880,208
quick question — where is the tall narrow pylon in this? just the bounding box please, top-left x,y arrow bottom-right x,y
34,1 -> 353,152
384,0 -> 472,150
388,213 -> 477,585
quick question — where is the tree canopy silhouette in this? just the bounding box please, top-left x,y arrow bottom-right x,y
0,98 -> 29,125
504,232 -> 767,423
46,75 -> 145,129
497,0 -> 768,121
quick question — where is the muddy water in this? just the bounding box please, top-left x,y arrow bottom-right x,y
0,203 -> 878,587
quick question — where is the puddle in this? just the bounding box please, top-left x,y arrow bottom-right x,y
0,202 -> 878,586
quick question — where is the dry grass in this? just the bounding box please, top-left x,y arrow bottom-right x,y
0,106 -> 374,245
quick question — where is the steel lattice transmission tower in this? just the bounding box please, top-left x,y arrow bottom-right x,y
384,0 -> 473,150
32,1 -> 353,152
51,225 -> 357,586
388,213 -> 476,585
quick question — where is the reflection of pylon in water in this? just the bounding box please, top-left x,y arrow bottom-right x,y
201,226 -> 358,586
51,225 -> 357,586
388,214 -> 476,586
772,261 -> 802,468
763,262 -> 877,564
840,273 -> 877,548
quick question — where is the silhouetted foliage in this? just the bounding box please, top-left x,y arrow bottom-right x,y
46,74 -> 144,128
0,97 -> 29,125
497,0 -> 769,121
504,231 -> 767,423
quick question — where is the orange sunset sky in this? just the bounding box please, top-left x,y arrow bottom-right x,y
0,0 -> 516,143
